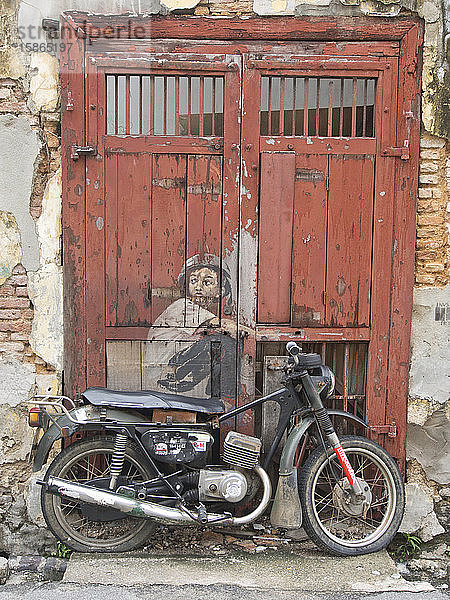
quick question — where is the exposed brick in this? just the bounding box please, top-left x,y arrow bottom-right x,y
415,273 -> 436,285
0,286 -> 15,296
0,342 -> 25,353
7,275 -> 27,286
0,320 -> 31,333
194,5 -> 210,14
420,149 -> 440,160
419,174 -> 439,185
432,188 -> 443,198
0,309 -> 25,320
426,263 -> 445,272
417,214 -> 444,226
15,287 -> 28,297
0,298 -> 30,309
416,250 -> 438,260
10,333 -> 29,341
45,130 -> 60,149
416,239 -> 443,249
419,162 -> 439,173
420,136 -> 446,149
12,265 -> 26,275
418,188 -> 432,198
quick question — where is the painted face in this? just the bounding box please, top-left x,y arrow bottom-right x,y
188,267 -> 220,306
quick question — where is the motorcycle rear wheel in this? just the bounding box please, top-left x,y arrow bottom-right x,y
298,435 -> 404,556
41,437 -> 157,553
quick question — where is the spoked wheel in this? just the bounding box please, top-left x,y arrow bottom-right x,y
41,437 -> 157,552
298,435 -> 405,556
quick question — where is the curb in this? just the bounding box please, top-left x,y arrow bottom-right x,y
2,555 -> 68,582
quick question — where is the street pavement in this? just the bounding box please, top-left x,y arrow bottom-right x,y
0,580 -> 448,600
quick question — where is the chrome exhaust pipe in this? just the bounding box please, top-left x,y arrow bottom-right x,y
41,465 -> 271,526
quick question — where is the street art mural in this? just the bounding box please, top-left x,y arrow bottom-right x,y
143,253 -> 237,406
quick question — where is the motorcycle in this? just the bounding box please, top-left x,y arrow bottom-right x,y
27,342 -> 404,556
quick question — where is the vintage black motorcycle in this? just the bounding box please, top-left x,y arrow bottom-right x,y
27,342 -> 404,556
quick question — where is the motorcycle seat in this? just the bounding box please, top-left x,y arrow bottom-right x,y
81,387 -> 225,415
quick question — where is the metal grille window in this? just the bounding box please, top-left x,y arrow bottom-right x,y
260,77 -> 376,137
257,341 -> 368,421
106,74 -> 224,136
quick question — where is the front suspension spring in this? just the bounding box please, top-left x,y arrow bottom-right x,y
109,432 -> 128,490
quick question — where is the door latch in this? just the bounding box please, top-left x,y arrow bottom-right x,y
370,422 -> 397,438
381,144 -> 410,161
381,110 -> 413,161
71,145 -> 97,161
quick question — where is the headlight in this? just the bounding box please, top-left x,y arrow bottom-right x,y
327,368 -> 335,398
318,365 -> 335,398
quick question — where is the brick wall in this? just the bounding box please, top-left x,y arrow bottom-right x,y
416,133 -> 450,286
0,264 -> 55,377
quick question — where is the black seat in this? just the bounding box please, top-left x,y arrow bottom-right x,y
82,387 -> 225,415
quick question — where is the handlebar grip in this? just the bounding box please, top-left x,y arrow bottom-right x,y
286,341 -> 301,356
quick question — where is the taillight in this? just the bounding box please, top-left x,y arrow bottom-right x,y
28,407 -> 43,427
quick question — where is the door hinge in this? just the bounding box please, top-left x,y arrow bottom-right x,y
66,90 -> 74,111
71,145 -> 97,161
370,422 -> 397,438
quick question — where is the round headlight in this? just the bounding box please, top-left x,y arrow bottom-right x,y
327,368 -> 335,398
319,365 -> 335,398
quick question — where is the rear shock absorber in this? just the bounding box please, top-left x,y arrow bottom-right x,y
109,431 -> 129,490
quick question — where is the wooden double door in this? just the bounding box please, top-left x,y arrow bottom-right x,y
61,17 -> 421,463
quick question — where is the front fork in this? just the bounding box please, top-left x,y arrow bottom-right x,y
299,371 -> 364,495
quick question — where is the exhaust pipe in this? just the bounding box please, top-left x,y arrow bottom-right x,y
40,465 -> 271,526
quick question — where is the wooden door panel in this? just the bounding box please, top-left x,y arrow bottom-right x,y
105,153 -> 119,326
326,154 -> 374,327
291,154 -> 328,327
151,154 -> 187,325
258,152 -> 295,324
186,155 -> 223,325
116,154 -> 152,326
106,340 -> 142,390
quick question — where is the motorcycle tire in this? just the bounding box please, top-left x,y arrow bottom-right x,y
298,435 -> 405,556
41,437 -> 157,553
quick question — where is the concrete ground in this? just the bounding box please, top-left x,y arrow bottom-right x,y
0,547 -> 448,600
62,548 -> 435,593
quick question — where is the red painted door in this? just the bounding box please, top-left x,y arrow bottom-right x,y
240,48 -> 403,456
84,53 -> 241,410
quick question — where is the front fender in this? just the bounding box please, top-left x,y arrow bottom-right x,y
270,409 -> 367,529
279,409 -> 368,475
32,406 -> 147,472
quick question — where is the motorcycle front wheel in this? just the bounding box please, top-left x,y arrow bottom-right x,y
298,435 -> 405,556
41,437 -> 157,553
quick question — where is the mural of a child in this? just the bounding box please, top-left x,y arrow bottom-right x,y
152,253 -> 233,329
145,254 -> 236,400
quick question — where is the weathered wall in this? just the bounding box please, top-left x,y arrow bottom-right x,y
0,0 -> 448,554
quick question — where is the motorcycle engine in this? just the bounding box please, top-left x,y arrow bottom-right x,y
141,429 -> 213,467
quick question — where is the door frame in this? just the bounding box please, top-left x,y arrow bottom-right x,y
61,14 -> 422,467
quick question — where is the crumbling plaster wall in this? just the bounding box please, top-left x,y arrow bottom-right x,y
0,0 -> 448,553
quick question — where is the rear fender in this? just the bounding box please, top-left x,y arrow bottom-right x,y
33,406 -> 146,472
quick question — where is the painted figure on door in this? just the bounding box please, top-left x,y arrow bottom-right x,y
145,253 -> 237,403
153,253 -> 233,330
